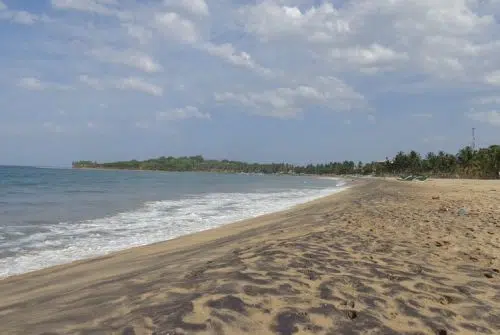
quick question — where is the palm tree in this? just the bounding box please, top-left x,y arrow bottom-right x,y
408,150 -> 422,174
485,145 -> 500,179
424,152 -> 438,174
393,151 -> 409,174
457,146 -> 476,177
492,145 -> 500,178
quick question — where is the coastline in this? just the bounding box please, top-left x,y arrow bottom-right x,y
0,178 -> 499,334
72,166 -> 312,177
0,177 -> 350,279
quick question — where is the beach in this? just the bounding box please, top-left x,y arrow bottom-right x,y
0,178 -> 499,335
0,168 -> 343,278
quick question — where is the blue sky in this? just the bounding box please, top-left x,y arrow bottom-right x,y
1,0 -> 500,167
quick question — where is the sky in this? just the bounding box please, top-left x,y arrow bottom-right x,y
1,0 -> 500,167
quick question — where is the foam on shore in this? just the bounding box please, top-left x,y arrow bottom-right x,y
0,181 -> 347,278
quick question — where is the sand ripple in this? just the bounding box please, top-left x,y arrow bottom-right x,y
0,179 -> 499,335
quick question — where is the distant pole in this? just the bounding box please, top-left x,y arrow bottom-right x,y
472,127 -> 476,150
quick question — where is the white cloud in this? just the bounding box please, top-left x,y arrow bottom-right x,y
123,24 -> 153,44
204,43 -> 253,67
0,8 -> 44,25
0,1 -> 6,10
184,0 -> 209,16
11,11 -> 38,24
215,90 -> 301,118
467,110 -> 500,126
240,0 -> 499,83
79,75 -> 104,89
18,77 -> 71,91
164,0 -> 209,17
241,2 -> 350,42
473,96 -> 500,105
215,76 -> 365,118
154,12 -> 199,43
88,48 -> 162,73
18,77 -> 44,90
114,77 -> 163,96
119,7 -> 269,77
7,0 -> 500,138
330,44 -> 408,67
79,75 -> 163,96
485,70 -> 500,85
157,106 -> 210,121
51,0 -> 118,15
203,43 -> 272,75
421,56 -> 464,79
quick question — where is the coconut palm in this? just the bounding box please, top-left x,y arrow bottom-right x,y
457,146 -> 476,177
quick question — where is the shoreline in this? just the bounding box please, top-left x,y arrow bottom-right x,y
0,178 -> 353,280
72,166 -> 330,178
1,178 -> 498,335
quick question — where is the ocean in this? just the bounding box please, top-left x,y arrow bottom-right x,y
0,166 -> 346,278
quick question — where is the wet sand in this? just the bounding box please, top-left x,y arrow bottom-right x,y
0,178 -> 499,335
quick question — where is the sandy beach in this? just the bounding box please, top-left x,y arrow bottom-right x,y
0,178 -> 499,335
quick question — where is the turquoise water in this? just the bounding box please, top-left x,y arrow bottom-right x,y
0,166 -> 345,277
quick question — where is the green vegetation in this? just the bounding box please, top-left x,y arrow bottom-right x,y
73,144 -> 500,179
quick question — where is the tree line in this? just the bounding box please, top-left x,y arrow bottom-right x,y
73,144 -> 500,179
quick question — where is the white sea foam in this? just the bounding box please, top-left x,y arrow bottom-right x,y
0,183 -> 347,278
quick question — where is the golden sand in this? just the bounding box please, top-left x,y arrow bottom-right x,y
0,178 -> 499,335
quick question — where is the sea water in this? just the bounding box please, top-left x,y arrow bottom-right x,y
0,166 -> 346,278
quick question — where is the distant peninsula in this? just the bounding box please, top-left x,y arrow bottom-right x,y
73,144 -> 499,178
73,156 -> 303,174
